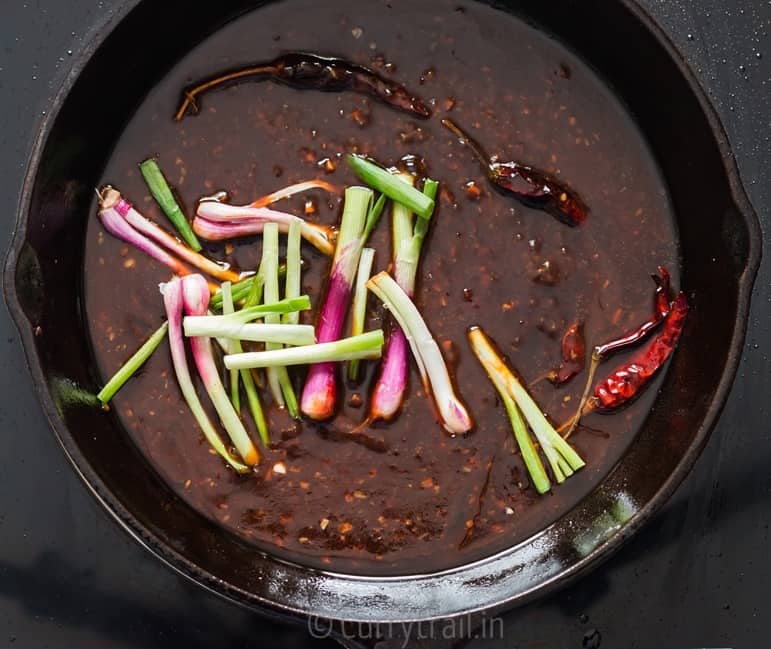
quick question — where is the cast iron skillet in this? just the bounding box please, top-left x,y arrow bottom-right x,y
3,0 -> 761,630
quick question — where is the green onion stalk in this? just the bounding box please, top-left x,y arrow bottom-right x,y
139,158 -> 202,251
161,277 -> 251,472
299,187 -> 377,420
219,282 -> 270,446
225,330 -> 384,370
262,222 -> 300,417
369,177 -> 438,421
96,322 -> 168,405
467,326 -> 585,487
181,274 -> 260,466
348,247 -> 376,382
367,272 -> 472,435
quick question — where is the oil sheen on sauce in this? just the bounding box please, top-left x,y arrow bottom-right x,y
83,0 -> 679,575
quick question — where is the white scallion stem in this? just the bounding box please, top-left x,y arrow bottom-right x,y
161,278 -> 250,472
283,217 -> 303,325
225,331 -> 384,370
185,321 -> 316,345
181,274 -> 260,466
367,272 -> 472,435
467,326 -> 584,483
348,247 -> 376,381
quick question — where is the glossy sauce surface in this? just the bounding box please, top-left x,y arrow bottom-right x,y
83,0 -> 678,575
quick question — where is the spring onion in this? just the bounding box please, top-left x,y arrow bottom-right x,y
300,186 -> 373,420
98,191 -> 190,278
185,321 -> 315,345
347,155 -> 435,219
139,158 -> 202,251
262,223 -> 300,417
209,265 -> 295,311
220,281 -> 269,447
370,177 -> 437,420
99,186 -> 240,283
367,272 -> 472,435
191,296 -> 312,330
96,321 -> 168,405
161,278 -> 249,472
181,274 -> 260,466
222,282 -> 241,411
283,218 -> 303,325
467,326 -> 584,485
225,330 -> 384,370
466,325 -> 550,493
348,247 -> 376,381
195,198 -> 336,256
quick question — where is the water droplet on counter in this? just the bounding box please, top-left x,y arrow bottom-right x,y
686,33 -> 694,41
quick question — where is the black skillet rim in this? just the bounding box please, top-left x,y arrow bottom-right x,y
2,0 -> 762,624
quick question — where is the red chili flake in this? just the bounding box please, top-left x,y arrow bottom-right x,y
464,181 -> 482,200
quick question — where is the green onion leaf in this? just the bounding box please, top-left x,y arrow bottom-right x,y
347,155 -> 435,219
97,322 -> 168,405
139,159 -> 202,251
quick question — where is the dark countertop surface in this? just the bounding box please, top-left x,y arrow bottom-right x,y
1,1 -> 769,648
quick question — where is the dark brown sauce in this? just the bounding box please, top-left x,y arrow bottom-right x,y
83,0 -> 678,575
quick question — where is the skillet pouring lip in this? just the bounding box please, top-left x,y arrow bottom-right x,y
3,0 -> 762,624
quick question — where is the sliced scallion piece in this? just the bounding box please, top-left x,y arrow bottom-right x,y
367,271 -> 472,435
262,222 -> 300,417
467,326 -> 584,486
139,159 -> 202,251
283,217 -> 303,325
186,297 -> 312,333
97,322 -> 168,405
347,155 -> 434,219
300,186 -> 372,420
182,274 -> 260,466
370,176 -> 437,421
225,331 -> 384,370
220,281 -> 269,446
348,247 -> 376,381
222,282 -> 241,411
185,321 -> 315,345
209,263 -> 289,311
162,278 -> 249,472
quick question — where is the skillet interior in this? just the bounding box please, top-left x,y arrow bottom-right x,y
4,0 -> 760,622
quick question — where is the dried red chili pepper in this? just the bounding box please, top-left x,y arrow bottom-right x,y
548,320 -> 585,385
593,290 -> 688,410
562,268 -> 684,437
175,52 -> 431,121
440,118 -> 587,226
593,267 -> 671,359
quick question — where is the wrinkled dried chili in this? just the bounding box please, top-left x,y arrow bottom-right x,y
562,270 -> 687,437
441,118 -> 587,226
594,291 -> 688,410
175,52 -> 431,121
593,267 -> 671,359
